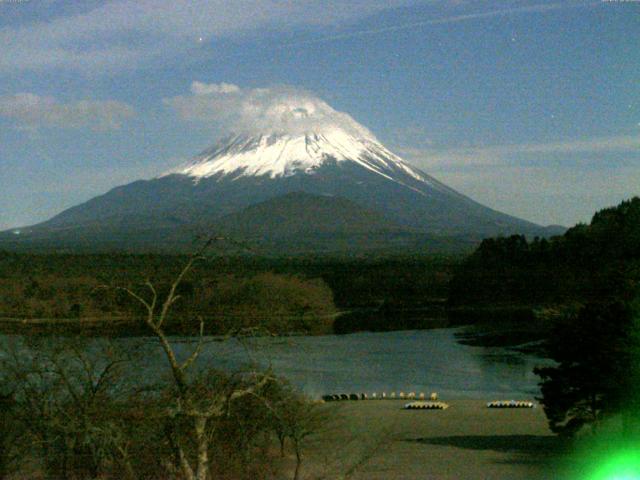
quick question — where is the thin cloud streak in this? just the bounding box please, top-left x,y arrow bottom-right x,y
399,133 -> 640,168
279,2 -> 594,48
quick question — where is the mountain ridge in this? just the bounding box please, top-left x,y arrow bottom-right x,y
1,115 -> 564,253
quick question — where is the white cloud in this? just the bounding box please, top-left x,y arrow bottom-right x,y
0,93 -> 136,130
0,1 -> 589,74
398,134 -> 640,169
0,0 -> 418,73
164,83 -> 373,137
191,81 -> 241,95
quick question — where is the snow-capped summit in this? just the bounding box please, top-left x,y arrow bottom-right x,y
163,93 -> 434,187
169,126 -> 428,186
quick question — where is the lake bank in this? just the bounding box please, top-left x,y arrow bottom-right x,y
0,302 -> 544,342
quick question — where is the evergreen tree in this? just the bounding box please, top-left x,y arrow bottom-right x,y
534,300 -> 640,438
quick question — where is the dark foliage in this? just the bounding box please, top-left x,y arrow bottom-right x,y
534,300 -> 640,437
0,391 -> 15,479
449,197 -> 640,308
0,253 -> 458,335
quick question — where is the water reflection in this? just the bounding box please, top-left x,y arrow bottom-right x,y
1,328 -> 551,400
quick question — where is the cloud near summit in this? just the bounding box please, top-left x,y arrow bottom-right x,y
164,82 -> 372,137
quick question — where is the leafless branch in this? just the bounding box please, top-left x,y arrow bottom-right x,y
180,316 -> 205,372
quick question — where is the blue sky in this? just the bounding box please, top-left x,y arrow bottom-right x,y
1,0 -> 638,230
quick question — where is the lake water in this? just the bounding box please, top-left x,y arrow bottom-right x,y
115,327 -> 550,400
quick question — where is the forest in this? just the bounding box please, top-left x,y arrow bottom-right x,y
0,251 -> 458,336
2,197 -> 639,337
449,197 -> 640,311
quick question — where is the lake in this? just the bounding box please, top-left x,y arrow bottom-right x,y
112,327 -> 551,400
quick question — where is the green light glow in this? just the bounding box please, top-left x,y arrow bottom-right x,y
588,450 -> 640,480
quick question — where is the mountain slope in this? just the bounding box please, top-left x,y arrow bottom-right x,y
216,191 -> 399,237
213,191 -> 458,254
1,109 -> 561,253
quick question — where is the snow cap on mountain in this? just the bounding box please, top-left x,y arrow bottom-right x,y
164,82 -> 429,183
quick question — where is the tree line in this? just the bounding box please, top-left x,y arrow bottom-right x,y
449,197 -> 640,307
449,197 -> 640,440
0,251 -> 457,335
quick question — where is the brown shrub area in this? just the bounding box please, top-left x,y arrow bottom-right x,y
0,270 -> 336,335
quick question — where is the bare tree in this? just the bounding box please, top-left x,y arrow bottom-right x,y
116,243 -> 273,480
0,335 -> 138,480
261,382 -> 327,480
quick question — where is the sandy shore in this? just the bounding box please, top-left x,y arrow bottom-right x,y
301,399 -> 568,480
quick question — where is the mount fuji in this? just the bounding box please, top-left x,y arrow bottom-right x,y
1,109 -> 562,253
